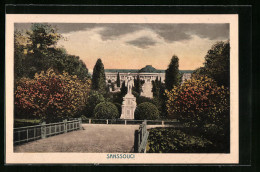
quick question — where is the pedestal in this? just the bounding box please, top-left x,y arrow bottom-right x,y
120,93 -> 136,119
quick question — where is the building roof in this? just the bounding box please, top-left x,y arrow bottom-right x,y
104,65 -> 193,74
139,65 -> 160,73
104,69 -> 139,73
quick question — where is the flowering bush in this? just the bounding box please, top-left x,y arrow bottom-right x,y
165,76 -> 229,127
15,68 -> 91,122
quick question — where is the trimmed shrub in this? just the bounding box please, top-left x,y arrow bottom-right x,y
85,90 -> 105,118
134,102 -> 160,120
94,102 -> 119,119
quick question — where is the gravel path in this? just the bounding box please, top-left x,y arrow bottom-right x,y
14,124 -> 142,153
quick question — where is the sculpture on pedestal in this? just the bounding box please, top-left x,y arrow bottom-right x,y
120,76 -> 137,119
127,76 -> 134,95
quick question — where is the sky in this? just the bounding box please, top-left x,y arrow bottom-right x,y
15,23 -> 229,72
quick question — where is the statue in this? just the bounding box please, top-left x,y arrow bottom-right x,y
120,75 -> 137,119
126,76 -> 134,95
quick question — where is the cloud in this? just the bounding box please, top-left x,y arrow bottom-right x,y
143,24 -> 229,42
98,24 -> 142,40
14,23 -> 99,33
188,24 -> 229,40
91,24 -> 229,42
126,36 -> 157,49
15,23 -> 229,43
90,24 -> 229,43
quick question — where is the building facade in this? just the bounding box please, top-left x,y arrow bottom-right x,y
105,65 -> 193,86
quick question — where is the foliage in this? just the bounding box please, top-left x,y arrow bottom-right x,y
147,127 -> 213,153
111,82 -> 115,91
14,24 -> 90,81
152,77 -> 160,98
132,90 -> 140,98
92,58 -> 107,95
165,55 -> 181,90
192,67 -> 207,76
22,24 -> 63,78
80,115 -> 88,122
84,90 -> 105,118
136,96 -> 154,105
195,41 -> 230,87
52,52 -> 89,80
15,68 -> 91,122
116,72 -> 120,87
94,102 -> 119,119
132,75 -> 144,95
152,77 -> 168,119
110,92 -> 124,104
132,89 -> 167,119
165,76 -> 230,128
26,23 -> 61,52
114,102 -> 122,117
14,30 -> 29,80
14,119 -> 41,128
120,81 -> 128,96
152,76 -> 166,99
152,97 -> 167,119
134,102 -> 160,120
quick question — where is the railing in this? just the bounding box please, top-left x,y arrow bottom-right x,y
136,120 -> 149,153
14,118 -> 82,145
82,118 -> 180,126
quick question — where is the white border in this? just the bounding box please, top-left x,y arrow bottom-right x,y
5,14 -> 239,164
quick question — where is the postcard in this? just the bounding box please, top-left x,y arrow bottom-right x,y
5,14 -> 238,164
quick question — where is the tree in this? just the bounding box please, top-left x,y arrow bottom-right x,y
134,102 -> 160,120
92,58 -> 107,95
14,68 -> 91,122
165,76 -> 229,128
192,67 -> 207,76
203,41 -> 230,87
136,96 -> 154,105
52,52 -> 90,80
94,102 -> 119,119
14,30 -> 29,81
152,77 -> 168,119
133,75 -> 143,95
25,24 -> 62,76
152,77 -> 160,98
113,102 -> 122,116
116,72 -> 120,87
14,24 -> 90,80
85,91 -> 105,118
120,81 -> 128,95
165,55 -> 181,91
26,23 -> 61,52
165,75 -> 230,152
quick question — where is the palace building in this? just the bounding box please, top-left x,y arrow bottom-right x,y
105,65 -> 193,85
